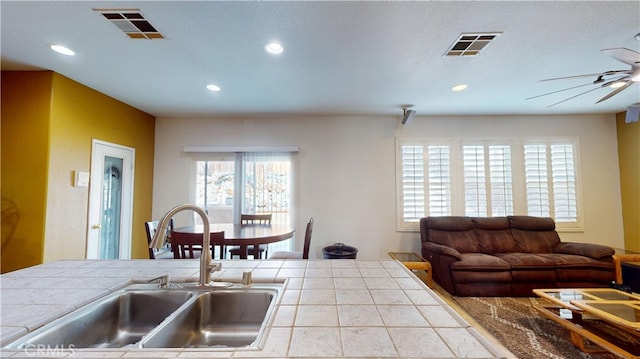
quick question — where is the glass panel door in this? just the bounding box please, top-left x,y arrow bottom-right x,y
87,140 -> 134,259
100,156 -> 123,259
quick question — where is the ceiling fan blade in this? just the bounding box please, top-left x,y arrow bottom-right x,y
539,70 -> 631,82
526,82 -> 594,100
601,48 -> 640,67
596,81 -> 633,103
546,86 -> 603,108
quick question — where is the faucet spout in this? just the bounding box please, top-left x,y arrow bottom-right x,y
150,204 -> 218,287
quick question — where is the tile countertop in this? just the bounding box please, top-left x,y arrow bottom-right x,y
0,259 -> 511,358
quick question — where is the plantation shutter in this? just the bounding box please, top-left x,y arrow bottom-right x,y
463,145 -> 487,216
401,145 -> 425,223
524,144 -> 550,217
550,144 -> 577,222
399,144 -> 451,223
462,144 -> 513,217
427,146 -> 451,216
524,142 -> 578,223
396,137 -> 580,232
488,145 -> 513,216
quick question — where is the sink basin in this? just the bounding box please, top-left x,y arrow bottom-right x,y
141,288 -> 279,348
4,282 -> 282,350
5,289 -> 194,349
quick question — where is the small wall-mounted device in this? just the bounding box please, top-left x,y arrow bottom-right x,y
401,105 -> 416,126
625,103 -> 640,123
74,171 -> 90,187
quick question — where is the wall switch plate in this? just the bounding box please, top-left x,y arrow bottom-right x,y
74,171 -> 90,187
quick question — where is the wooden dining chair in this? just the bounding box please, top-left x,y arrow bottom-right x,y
171,230 -> 225,259
145,219 -> 173,259
239,214 -> 272,224
269,218 -> 313,259
228,214 -> 272,259
145,221 -> 159,259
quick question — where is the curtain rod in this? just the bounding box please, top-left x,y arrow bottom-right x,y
183,146 -> 299,153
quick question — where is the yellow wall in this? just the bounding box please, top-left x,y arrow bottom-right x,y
1,72 -> 52,272
1,71 -> 156,272
617,111 -> 640,252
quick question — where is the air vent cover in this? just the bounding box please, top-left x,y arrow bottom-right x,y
95,9 -> 164,39
444,32 -> 501,57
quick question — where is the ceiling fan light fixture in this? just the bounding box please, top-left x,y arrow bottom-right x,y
608,80 -> 628,88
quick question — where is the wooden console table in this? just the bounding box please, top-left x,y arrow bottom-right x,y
388,252 -> 433,288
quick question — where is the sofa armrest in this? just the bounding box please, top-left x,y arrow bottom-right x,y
554,242 -> 615,259
423,242 -> 462,260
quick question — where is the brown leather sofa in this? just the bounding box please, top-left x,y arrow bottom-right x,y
420,216 -> 615,296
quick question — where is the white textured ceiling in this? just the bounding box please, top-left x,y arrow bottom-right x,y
2,1 -> 639,117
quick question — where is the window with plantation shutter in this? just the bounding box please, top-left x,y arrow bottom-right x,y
551,144 -> 578,222
462,144 -> 513,217
396,137 -> 581,232
397,141 -> 451,229
524,141 -> 581,229
463,145 -> 487,216
427,146 -> 451,216
400,145 -> 425,223
524,144 -> 550,216
488,145 -> 513,216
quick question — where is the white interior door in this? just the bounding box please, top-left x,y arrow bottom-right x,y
87,139 -> 135,259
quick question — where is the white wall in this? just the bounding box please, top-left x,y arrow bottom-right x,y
153,114 -> 625,259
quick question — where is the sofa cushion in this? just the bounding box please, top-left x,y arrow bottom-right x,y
554,242 -> 615,259
538,253 -> 615,283
494,253 -> 555,269
450,254 -> 512,284
450,253 -> 511,271
425,216 -> 474,231
508,216 -> 556,231
495,253 -> 557,282
537,253 -> 615,270
425,217 -> 479,253
509,216 -> 560,253
472,217 -> 518,253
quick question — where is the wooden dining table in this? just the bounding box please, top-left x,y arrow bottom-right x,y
172,223 -> 295,259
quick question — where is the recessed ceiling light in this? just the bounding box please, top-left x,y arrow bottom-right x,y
265,42 -> 284,55
206,84 -> 221,92
49,44 -> 75,56
452,84 -> 468,91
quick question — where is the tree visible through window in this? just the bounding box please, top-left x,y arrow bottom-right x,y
194,152 -> 294,254
195,153 -> 293,225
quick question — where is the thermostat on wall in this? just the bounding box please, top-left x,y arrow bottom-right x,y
74,171 -> 90,187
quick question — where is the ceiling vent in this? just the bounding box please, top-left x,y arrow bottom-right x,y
444,32 -> 501,57
95,9 -> 164,39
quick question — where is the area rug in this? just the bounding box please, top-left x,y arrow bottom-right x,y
452,296 -> 623,359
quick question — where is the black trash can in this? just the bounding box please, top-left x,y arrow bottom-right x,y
322,242 -> 358,259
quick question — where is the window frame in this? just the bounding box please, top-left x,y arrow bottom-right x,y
395,137 -> 583,232
190,150 -> 297,253
191,152 -> 295,225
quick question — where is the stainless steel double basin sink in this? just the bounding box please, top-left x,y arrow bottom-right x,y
5,282 -> 282,349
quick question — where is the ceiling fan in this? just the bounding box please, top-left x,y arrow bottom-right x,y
528,47 -> 640,107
